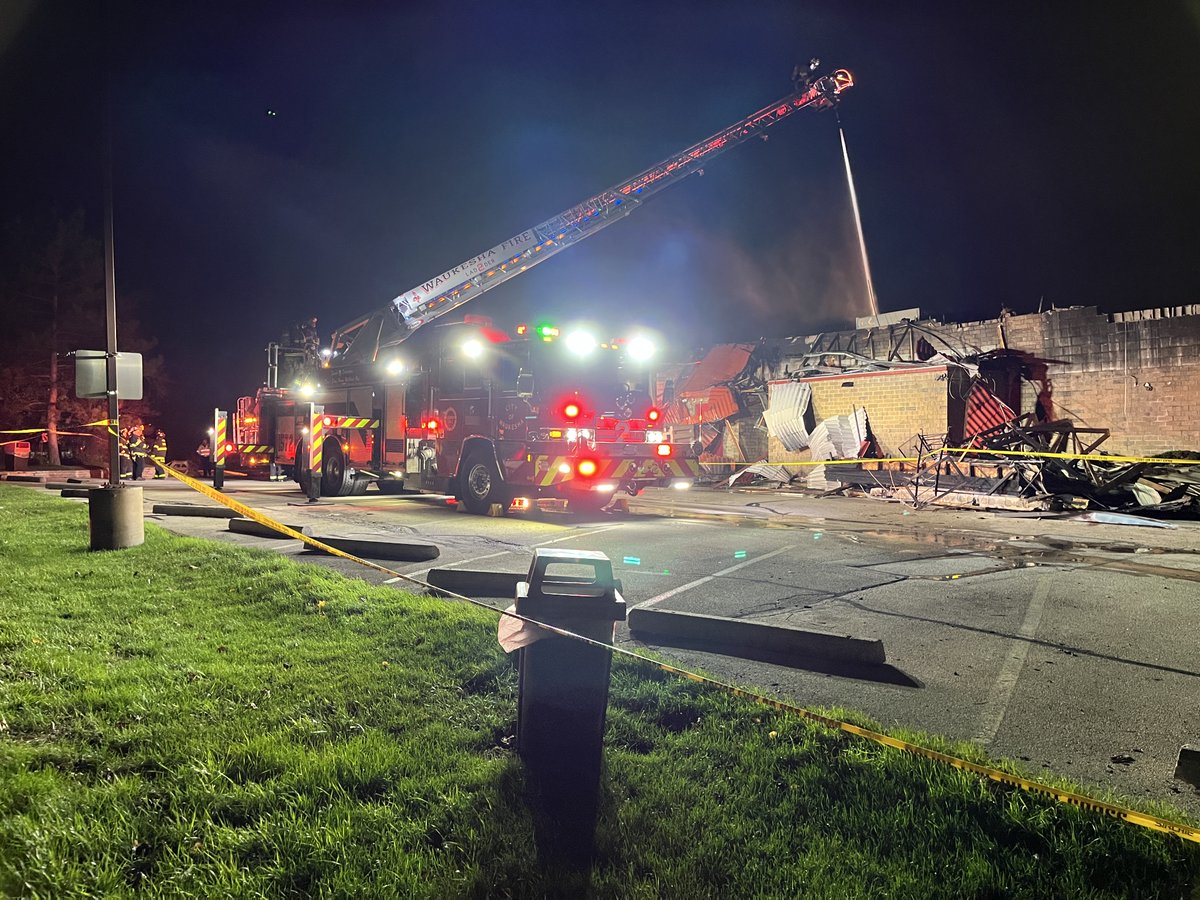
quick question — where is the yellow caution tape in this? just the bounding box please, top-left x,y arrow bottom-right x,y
704,450 -> 1200,468
150,463 -> 1200,846
154,464 -> 410,579
638,662 -> 1200,845
2,420 -> 118,434
940,447 -> 1200,466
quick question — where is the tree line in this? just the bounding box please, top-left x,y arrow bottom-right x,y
0,211 -> 169,468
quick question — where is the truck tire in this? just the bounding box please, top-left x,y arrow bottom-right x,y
295,439 -> 312,493
460,451 -> 507,515
322,441 -> 353,497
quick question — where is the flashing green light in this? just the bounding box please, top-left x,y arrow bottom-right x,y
537,324 -> 560,338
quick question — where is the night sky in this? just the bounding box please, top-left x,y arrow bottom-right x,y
3,2 -> 1199,439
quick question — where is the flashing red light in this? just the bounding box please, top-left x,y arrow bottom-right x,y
576,458 -> 598,477
224,443 -> 235,453
562,402 -> 581,420
647,407 -> 662,423
424,418 -> 441,431
656,443 -> 672,457
322,416 -> 333,427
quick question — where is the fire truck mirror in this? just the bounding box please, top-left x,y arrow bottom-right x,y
517,371 -> 534,398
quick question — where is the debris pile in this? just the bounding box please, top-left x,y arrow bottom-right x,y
684,318 -> 1200,519
734,410 -> 1200,518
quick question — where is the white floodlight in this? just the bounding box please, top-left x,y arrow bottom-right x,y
386,358 -> 405,376
462,339 -> 484,359
299,384 -> 316,398
627,335 -> 655,361
565,330 -> 597,356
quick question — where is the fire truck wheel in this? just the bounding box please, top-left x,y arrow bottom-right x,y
295,439 -> 312,493
322,441 -> 353,497
460,451 -> 508,515
349,477 -> 370,496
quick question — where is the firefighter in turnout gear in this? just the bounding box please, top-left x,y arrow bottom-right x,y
151,429 -> 168,478
128,424 -> 148,481
196,437 -> 213,477
118,427 -> 132,478
301,316 -> 320,367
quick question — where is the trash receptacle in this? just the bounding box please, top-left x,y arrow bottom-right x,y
2,441 -> 30,471
510,547 -> 626,866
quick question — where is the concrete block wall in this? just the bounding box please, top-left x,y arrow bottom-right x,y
782,306 -> 1200,457
930,307 -> 1200,455
767,366 -> 966,463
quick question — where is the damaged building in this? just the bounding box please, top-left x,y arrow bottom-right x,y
661,305 -> 1200,516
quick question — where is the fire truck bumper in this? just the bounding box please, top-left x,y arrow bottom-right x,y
518,451 -> 700,495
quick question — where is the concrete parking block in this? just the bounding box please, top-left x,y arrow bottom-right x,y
426,568 -> 523,597
151,503 -> 240,519
628,606 -> 885,664
1176,745 -> 1200,787
305,535 -> 440,562
228,517 -> 311,538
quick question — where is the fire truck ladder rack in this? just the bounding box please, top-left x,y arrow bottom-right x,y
330,68 -> 853,365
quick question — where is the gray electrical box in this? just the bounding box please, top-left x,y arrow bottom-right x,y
74,350 -> 144,400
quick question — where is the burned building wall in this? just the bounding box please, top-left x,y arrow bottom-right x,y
927,307 -> 1200,456
776,306 -> 1200,458
766,365 -> 971,462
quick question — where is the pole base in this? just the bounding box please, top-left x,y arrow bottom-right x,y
88,485 -> 144,550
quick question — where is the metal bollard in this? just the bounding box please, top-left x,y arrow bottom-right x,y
514,548 -> 625,866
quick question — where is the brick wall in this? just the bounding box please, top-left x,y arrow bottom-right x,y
766,366 -> 972,462
776,306 -> 1200,456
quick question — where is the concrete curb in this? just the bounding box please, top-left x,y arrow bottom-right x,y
628,606 -> 885,665
151,504 -> 240,519
426,568 -> 523,597
60,488 -> 93,498
305,535 -> 440,562
45,481 -> 96,490
229,517 -> 311,538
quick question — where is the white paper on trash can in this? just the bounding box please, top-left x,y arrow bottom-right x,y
497,605 -> 619,653
497,605 -> 549,653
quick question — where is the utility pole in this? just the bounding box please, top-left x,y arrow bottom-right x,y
88,11 -> 143,550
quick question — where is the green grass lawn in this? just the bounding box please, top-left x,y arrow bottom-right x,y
1,483 -> 1197,898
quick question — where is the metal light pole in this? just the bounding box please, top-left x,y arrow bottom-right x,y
103,117 -> 121,485
88,39 -> 143,550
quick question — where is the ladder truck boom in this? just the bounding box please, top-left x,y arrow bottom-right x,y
329,68 -> 853,367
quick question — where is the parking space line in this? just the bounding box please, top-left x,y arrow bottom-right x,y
395,523 -> 628,582
973,574 -> 1054,746
635,545 -> 793,609
532,523 -> 626,546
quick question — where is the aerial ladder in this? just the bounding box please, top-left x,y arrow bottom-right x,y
327,66 -> 854,367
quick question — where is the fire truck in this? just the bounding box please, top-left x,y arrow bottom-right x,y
228,66 -> 853,511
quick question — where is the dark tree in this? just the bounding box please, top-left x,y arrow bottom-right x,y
0,212 -> 168,467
